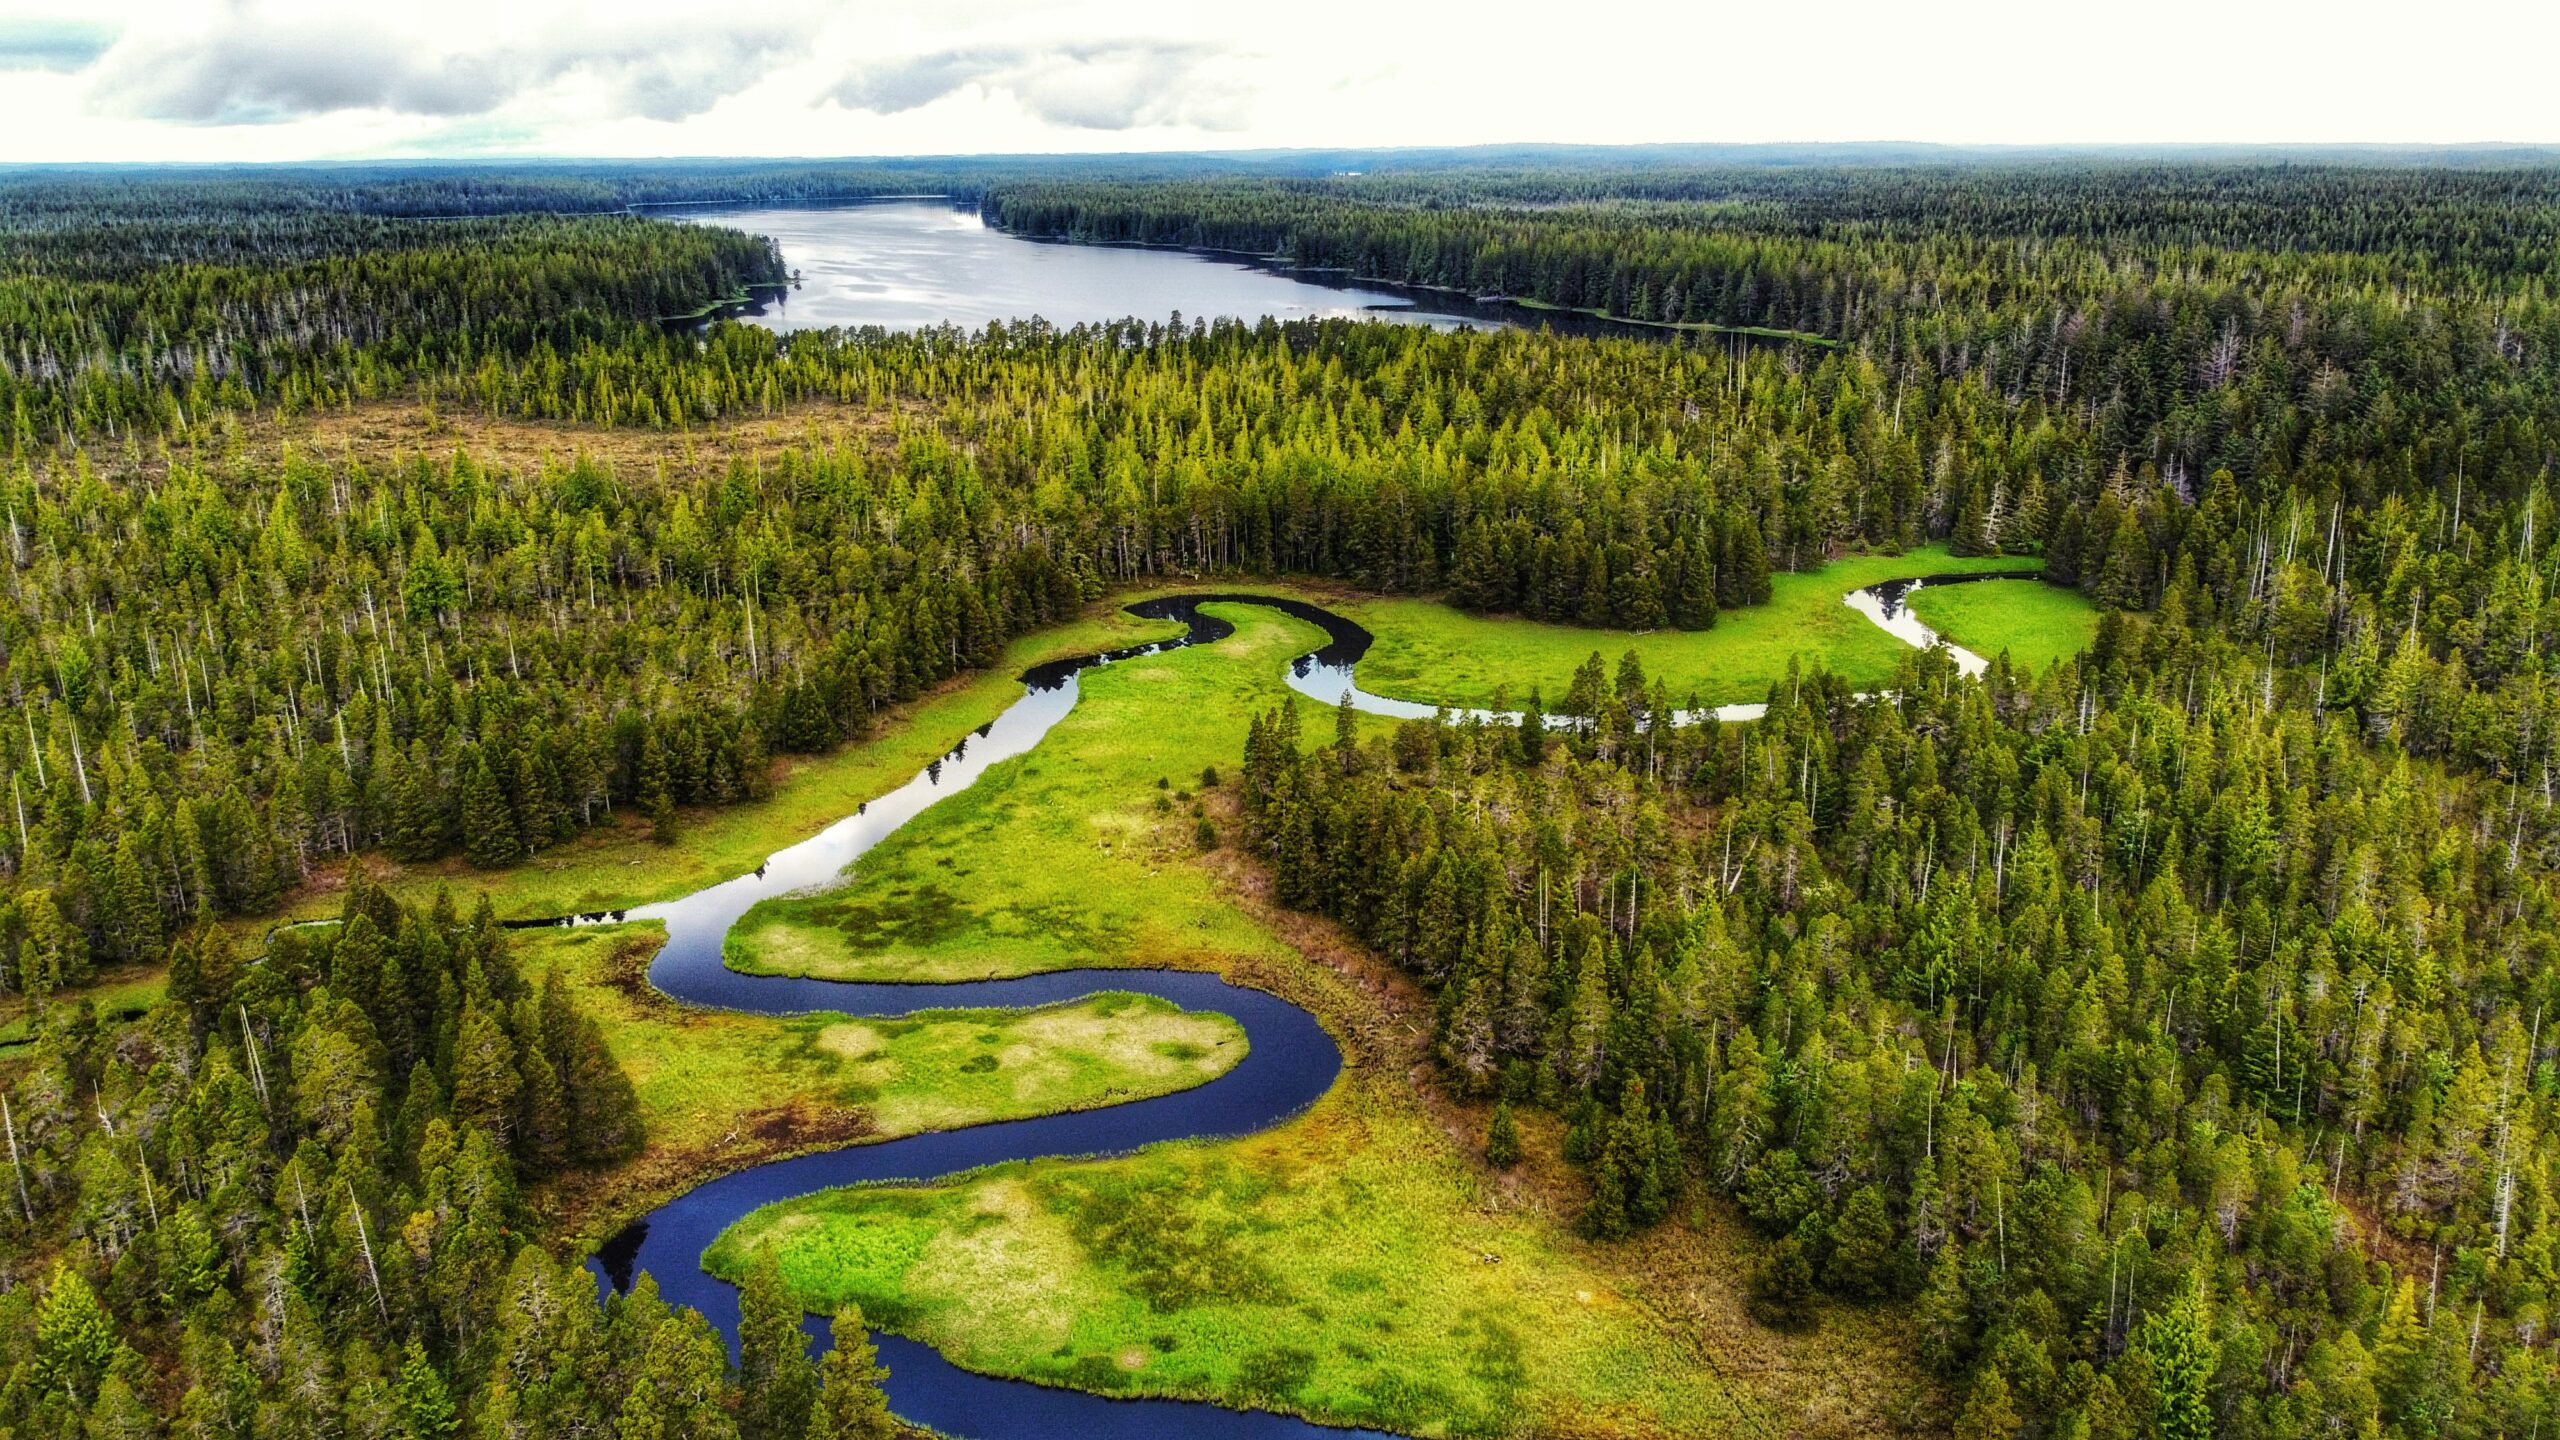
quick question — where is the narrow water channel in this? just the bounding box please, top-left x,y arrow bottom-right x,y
574,580 -> 2024,1439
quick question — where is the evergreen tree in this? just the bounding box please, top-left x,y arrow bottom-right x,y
33,1262 -> 122,1406
738,1250 -> 818,1440
1953,1364 -> 2021,1440
1825,1185 -> 1902,1300
396,1342 -> 461,1440
1485,1099 -> 1520,1168
2141,1276 -> 2215,1440
1746,1232 -> 1818,1331
807,1308 -> 895,1440
638,730 -> 681,846
461,752 -> 524,870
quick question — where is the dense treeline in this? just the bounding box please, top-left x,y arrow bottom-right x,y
14,305 -> 2560,994
1239,600 -> 2560,1439
0,318 -> 2039,993
12,157 -> 2560,1437
985,167 -> 2560,507
0,206 -> 784,442
0,879 -> 897,1437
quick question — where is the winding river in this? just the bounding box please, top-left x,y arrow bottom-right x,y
572,575 -> 2024,1439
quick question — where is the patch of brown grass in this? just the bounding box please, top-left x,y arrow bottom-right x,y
1179,790 -> 1947,1439
537,1097 -> 876,1251
288,396 -> 908,479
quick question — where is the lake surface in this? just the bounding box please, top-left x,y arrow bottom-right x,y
675,200 -> 1494,333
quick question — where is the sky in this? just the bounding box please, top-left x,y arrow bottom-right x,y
0,0 -> 2554,164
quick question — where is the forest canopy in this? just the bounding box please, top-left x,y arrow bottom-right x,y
6,153 -> 2560,1440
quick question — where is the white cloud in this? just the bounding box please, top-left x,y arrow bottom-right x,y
0,0 -> 2553,162
84,9 -> 799,125
0,18 -> 117,71
826,42 -> 1251,131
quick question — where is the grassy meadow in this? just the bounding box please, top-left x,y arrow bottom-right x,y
1326,546 -> 2050,710
1905,577 -> 2100,674
282,606 -> 1183,925
709,1089 -> 1758,1438
707,603 -> 1938,1437
23,570 -> 2086,1430
723,603 -> 1330,984
509,921 -> 1245,1245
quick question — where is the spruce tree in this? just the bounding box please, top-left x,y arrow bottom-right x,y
1953,1364 -> 2020,1440
32,1263 -> 119,1404
738,1249 -> 817,1440
395,1342 -> 460,1440
637,730 -> 680,846
1825,1185 -> 1901,1300
461,752 -> 523,870
1485,1100 -> 1520,1168
807,1308 -> 895,1440
1517,690 -> 1548,764
2141,1276 -> 2215,1440
1745,1232 -> 1817,1330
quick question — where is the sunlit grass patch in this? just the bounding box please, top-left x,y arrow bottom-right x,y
711,1083 -> 1754,1439
1904,576 -> 2099,674
1329,545 -> 2047,710
508,923 -> 1242,1243
724,603 -> 1336,985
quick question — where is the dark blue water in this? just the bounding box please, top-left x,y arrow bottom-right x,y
574,597 -> 1403,1440
571,582 -> 2012,1439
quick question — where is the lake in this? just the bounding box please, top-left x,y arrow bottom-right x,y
673,199 -> 1497,334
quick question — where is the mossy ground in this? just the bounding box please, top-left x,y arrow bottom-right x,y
709,604 -> 1946,1438
507,921 -> 1243,1246
723,603 -> 1319,985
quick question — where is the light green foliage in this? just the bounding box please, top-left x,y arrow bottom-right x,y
1336,548 -> 2042,710
509,923 -> 1246,1240
712,1108 -> 1766,1439
1902,579 -> 2099,675
726,604 -> 1332,983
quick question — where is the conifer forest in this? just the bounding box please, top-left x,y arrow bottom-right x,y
4,148 -> 2560,1440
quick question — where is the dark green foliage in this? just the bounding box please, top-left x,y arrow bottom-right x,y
739,1250 -> 819,1440
1238,560 -> 2560,1435
808,1308 -> 896,1440
13,156 -> 2560,1438
460,752 -> 523,870
1824,1186 -> 1903,1301
0,880 -> 691,1439
1484,1100 -> 1520,1168
1745,1233 -> 1819,1331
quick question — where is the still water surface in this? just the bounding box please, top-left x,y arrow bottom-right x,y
678,200 -> 1494,333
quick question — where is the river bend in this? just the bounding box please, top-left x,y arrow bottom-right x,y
574,578 -> 2020,1439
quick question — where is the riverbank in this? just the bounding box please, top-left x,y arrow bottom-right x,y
512,921 -> 1247,1250
1111,549 -> 2090,715
706,603 -> 1939,1437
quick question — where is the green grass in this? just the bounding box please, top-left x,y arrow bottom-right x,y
284,607 -> 1183,925
707,604 -> 1941,1436
507,923 -> 1244,1242
0,972 -> 166,1053
708,1061 -> 1811,1439
725,602 -> 1330,985
1327,546 -> 2046,711
1904,578 -> 2099,675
